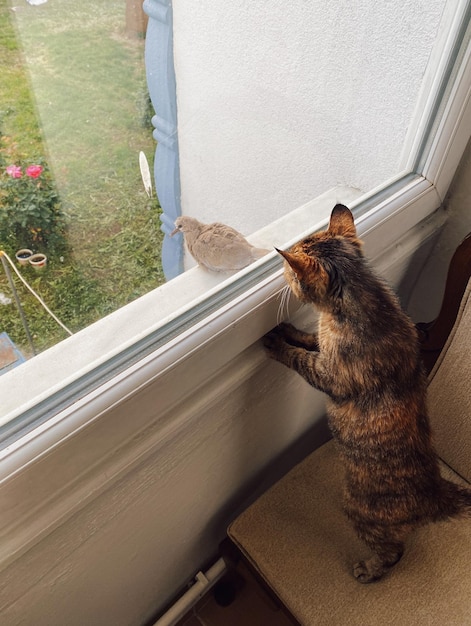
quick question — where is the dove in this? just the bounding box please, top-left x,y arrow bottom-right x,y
170,216 -> 269,272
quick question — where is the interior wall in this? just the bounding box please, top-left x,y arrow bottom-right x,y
408,137 -> 471,321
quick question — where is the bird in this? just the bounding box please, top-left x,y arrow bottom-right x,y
170,216 -> 270,272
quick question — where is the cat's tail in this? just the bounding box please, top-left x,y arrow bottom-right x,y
434,479 -> 471,521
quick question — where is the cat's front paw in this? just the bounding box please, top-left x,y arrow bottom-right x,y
263,327 -> 287,360
277,322 -> 318,349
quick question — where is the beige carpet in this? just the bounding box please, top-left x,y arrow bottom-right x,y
229,441 -> 471,625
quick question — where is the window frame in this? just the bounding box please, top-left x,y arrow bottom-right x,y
1,0 -> 471,570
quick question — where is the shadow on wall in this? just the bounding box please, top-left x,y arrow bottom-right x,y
407,137 -> 471,321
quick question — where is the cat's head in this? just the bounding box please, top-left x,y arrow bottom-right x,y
276,204 -> 363,306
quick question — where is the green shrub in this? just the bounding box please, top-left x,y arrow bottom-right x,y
0,157 -> 67,254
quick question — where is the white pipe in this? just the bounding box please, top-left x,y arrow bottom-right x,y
153,557 -> 228,626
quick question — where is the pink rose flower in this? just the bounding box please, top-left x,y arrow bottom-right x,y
6,165 -> 22,179
26,165 -> 43,178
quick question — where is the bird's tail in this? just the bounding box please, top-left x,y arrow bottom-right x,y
252,247 -> 270,260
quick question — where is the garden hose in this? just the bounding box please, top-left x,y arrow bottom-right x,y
0,250 -> 73,340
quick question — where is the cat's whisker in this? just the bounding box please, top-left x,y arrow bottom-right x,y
276,286 -> 284,324
277,285 -> 291,325
283,286 -> 292,322
276,287 -> 285,325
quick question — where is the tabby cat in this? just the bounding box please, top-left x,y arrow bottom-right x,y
264,204 -> 471,583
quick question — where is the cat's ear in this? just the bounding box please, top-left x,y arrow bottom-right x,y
276,248 -> 313,281
328,204 -> 357,239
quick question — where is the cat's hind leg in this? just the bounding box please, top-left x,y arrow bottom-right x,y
353,545 -> 403,583
352,524 -> 411,584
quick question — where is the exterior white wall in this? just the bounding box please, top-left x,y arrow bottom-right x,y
173,0 -> 445,234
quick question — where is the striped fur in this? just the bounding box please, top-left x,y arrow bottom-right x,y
264,204 -> 471,582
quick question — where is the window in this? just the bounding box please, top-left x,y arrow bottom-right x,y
0,5 -> 471,616
1,1 -> 161,354
0,0 -> 471,445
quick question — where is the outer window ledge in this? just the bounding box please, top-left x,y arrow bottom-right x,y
0,185 -> 361,430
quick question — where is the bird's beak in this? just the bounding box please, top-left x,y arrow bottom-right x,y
170,227 -> 179,237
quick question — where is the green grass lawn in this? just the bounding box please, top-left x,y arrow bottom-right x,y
0,0 -> 164,355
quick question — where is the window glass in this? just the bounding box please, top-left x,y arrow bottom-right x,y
0,0 -> 459,392
1,0 -> 161,360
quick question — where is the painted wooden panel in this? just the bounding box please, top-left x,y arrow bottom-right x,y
143,0 -> 183,279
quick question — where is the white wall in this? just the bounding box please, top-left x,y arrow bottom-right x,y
173,0 -> 445,234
